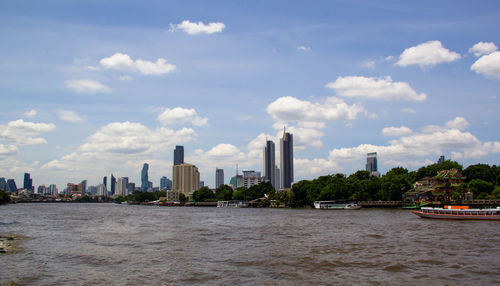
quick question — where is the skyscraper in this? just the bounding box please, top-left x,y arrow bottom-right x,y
174,145 -> 184,166
160,176 -> 172,190
280,130 -> 294,189
141,163 -> 149,192
23,173 -> 33,192
215,168 -> 224,188
172,163 -> 200,197
274,165 -> 280,191
0,178 -> 7,191
110,174 -> 116,196
263,140 -> 276,189
7,179 -> 17,192
115,177 -> 129,197
437,155 -> 445,164
80,180 -> 87,194
365,152 -> 380,177
103,176 -> 107,188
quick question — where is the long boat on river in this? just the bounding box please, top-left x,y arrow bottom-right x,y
411,205 -> 500,220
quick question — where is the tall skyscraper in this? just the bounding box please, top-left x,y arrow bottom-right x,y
160,176 -> 172,190
274,165 -> 280,191
0,178 -> 7,191
365,152 -> 380,177
280,130 -> 294,189
103,176 -> 107,188
141,163 -> 149,192
80,180 -> 87,194
174,146 -> 184,166
23,173 -> 33,191
115,177 -> 129,196
7,179 -> 17,192
263,140 -> 276,189
215,168 -> 224,188
437,155 -> 445,164
172,163 -> 200,197
110,174 -> 116,196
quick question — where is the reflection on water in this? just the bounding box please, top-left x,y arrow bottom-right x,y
1,203 -> 499,285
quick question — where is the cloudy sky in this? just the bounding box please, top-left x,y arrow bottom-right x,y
1,0 -> 500,189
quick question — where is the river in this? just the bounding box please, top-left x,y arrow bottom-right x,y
1,203 -> 499,285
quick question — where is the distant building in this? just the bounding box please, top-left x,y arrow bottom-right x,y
0,178 -> 7,191
280,130 -> 294,189
23,173 -> 33,192
174,146 -> 184,166
110,174 -> 116,196
37,185 -> 47,194
103,176 -> 107,189
7,179 -> 17,192
274,165 -> 280,191
115,177 -> 129,197
49,184 -> 58,195
141,163 -> 149,192
229,175 -> 244,189
67,183 -> 82,196
365,152 -> 380,177
97,184 -> 107,196
263,140 -> 276,189
199,181 -> 204,188
80,180 -> 87,194
88,185 -> 98,196
172,163 -> 200,197
215,168 -> 224,188
438,155 -> 445,164
160,176 -> 172,190
242,170 -> 264,188
163,190 -> 179,202
127,182 -> 135,195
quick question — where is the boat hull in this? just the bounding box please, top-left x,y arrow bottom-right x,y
411,210 -> 500,220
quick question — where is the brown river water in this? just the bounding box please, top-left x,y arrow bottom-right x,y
1,203 -> 499,285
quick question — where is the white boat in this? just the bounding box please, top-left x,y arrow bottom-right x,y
314,201 -> 361,210
217,201 -> 243,208
411,206 -> 500,220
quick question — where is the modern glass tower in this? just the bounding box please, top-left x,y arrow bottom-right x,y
23,173 -> 33,191
215,168 -> 224,188
141,163 -> 149,192
174,146 -> 184,166
365,152 -> 378,174
263,140 -> 276,189
7,179 -> 17,192
110,174 -> 116,196
280,130 -> 294,189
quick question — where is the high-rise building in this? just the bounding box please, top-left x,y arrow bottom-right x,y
365,152 -> 380,177
172,163 -> 200,197
49,184 -> 58,195
242,170 -> 264,188
141,163 -> 149,192
263,140 -> 276,189
67,183 -> 82,196
115,177 -> 129,197
174,145 -> 184,166
110,174 -> 116,196
274,165 -> 280,191
23,173 -> 33,192
97,184 -> 107,196
215,168 -> 224,188
438,155 -> 445,164
160,176 -> 172,190
7,179 -> 17,192
127,182 -> 135,195
0,178 -> 7,191
80,180 -> 87,194
199,181 -> 204,188
103,176 -> 107,189
280,130 -> 294,189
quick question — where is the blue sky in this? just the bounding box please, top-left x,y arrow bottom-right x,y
1,0 -> 499,189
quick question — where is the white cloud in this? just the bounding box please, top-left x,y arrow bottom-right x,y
382,126 -> 413,137
445,116 -> 469,130
99,53 -> 176,76
0,144 -> 18,156
297,46 -> 311,51
157,107 -> 208,127
396,40 -> 461,67
471,51 -> 500,80
66,79 -> 111,94
85,66 -> 101,71
57,110 -> 83,123
401,108 -> 416,114
205,144 -> 244,158
25,109 -> 37,118
385,55 -> 395,61
119,75 -> 133,81
359,59 -> 375,69
469,41 -> 498,57
0,119 -> 55,146
326,76 -> 427,101
171,20 -> 225,35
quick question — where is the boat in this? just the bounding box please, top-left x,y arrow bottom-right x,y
314,201 -> 361,210
217,200 -> 243,208
411,205 -> 500,220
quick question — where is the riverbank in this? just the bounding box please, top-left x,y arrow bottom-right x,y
0,234 -> 30,255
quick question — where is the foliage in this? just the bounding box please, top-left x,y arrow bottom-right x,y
491,186 -> 500,199
0,189 -> 11,204
415,161 -> 463,180
192,187 -> 216,202
467,179 -> 494,196
179,193 -> 187,204
215,185 -> 233,201
463,164 -> 499,184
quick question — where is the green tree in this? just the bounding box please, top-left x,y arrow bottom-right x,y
0,189 -> 11,204
179,193 -> 187,204
192,187 -> 216,202
416,161 -> 463,180
491,186 -> 500,199
468,179 -> 494,196
215,185 -> 233,201
463,164 -> 496,184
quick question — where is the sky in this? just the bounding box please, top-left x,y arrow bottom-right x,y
1,0 -> 500,190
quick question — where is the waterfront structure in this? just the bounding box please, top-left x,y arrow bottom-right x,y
365,152 -> 380,177
23,173 -> 33,192
164,190 -> 179,202
115,177 -> 129,197
438,155 -> 445,164
67,183 -> 82,196
110,174 -> 116,196
216,168 -> 224,188
88,186 -> 97,195
141,163 -> 149,192
280,130 -> 294,189
160,176 -> 172,190
7,179 -> 17,192
174,145 -> 184,166
0,178 -> 7,191
172,163 -> 200,197
263,140 -> 276,189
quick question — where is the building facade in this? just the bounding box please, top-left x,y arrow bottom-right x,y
174,145 -> 184,166
172,163 -> 200,197
280,131 -> 294,189
141,163 -> 149,192
110,174 -> 116,196
23,173 -> 33,192
7,179 -> 17,192
160,176 -> 172,190
115,177 -> 129,197
215,168 -> 224,188
263,140 -> 276,189
365,152 -> 380,177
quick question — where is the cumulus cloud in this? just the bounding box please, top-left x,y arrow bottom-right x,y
99,53 -> 176,75
0,119 -> 55,146
469,42 -> 498,57
0,144 -> 18,156
359,59 -> 375,69
445,116 -> 469,130
57,110 -> 83,123
382,126 -> 413,137
471,51 -> 500,80
66,79 -> 111,94
326,76 -> 427,101
157,107 -> 208,127
395,40 -> 461,68
25,109 -> 37,118
170,20 -> 225,35
297,46 -> 311,51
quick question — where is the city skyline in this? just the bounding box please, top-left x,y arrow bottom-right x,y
1,1 -> 500,189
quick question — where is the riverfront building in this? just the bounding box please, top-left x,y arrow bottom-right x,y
23,173 -> 33,192
0,178 -> 6,191
115,177 -> 129,197
141,163 -> 149,192
7,179 -> 17,192
215,168 -> 224,188
280,130 -> 294,189
110,174 -> 116,196
174,145 -> 184,166
263,140 -> 276,189
365,152 -> 380,177
160,176 -> 172,190
172,163 -> 200,197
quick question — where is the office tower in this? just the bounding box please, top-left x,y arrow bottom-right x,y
127,182 -> 135,195
160,176 -> 172,190
88,186 -> 97,195
365,152 -> 380,177
437,155 -> 445,164
37,185 -> 46,194
80,180 -> 87,194
174,145 -> 184,166
23,173 -> 33,191
7,179 -> 17,192
0,178 -> 7,191
274,165 -> 280,191
172,163 -> 200,197
215,168 -> 224,188
141,163 -> 149,192
97,184 -> 107,196
280,130 -> 294,189
67,183 -> 82,196
103,176 -> 107,189
115,177 -> 129,196
199,181 -> 204,188
110,174 -> 116,196
49,184 -> 58,195
242,170 -> 264,188
263,140 -> 276,189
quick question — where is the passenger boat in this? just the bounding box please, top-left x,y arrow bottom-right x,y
314,201 -> 361,210
217,200 -> 243,208
411,205 -> 500,220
